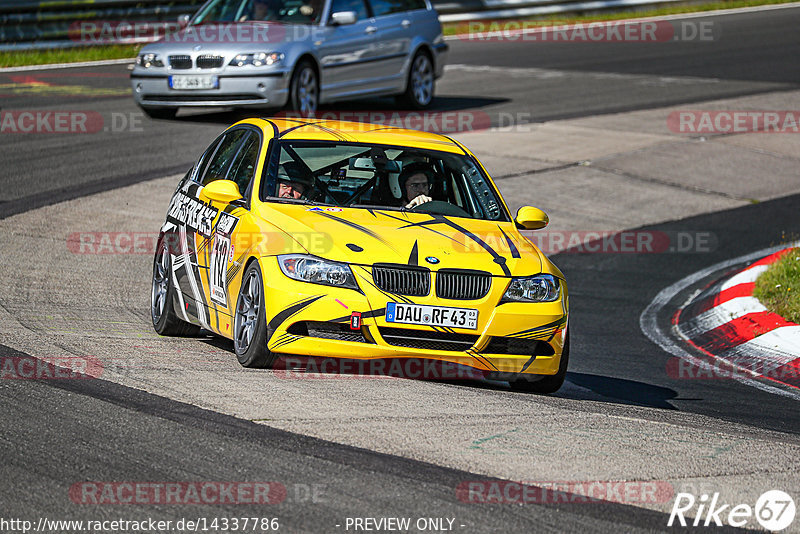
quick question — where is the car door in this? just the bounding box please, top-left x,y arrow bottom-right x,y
169,128 -> 248,330
196,128 -> 263,337
365,0 -> 413,83
317,0 -> 380,98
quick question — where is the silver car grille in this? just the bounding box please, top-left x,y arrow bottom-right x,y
436,269 -> 492,300
169,55 -> 192,69
372,265 -> 430,297
196,55 -> 224,69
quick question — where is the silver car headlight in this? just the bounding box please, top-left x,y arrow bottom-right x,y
229,52 -> 284,67
502,274 -> 561,303
136,53 -> 164,68
278,254 -> 357,290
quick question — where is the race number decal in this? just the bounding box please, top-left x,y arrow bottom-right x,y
210,234 -> 231,307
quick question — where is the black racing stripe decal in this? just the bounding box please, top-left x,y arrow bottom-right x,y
272,334 -> 302,350
307,122 -> 349,142
267,295 -> 324,341
499,226 -> 521,259
468,349 -> 498,370
399,215 -> 511,276
264,119 -> 280,138
408,240 -> 419,266
509,316 -> 568,338
278,121 -> 323,138
314,212 -> 392,247
376,211 -> 466,247
520,355 -> 537,373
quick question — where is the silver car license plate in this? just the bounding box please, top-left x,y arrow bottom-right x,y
385,302 -> 478,330
169,75 -> 218,90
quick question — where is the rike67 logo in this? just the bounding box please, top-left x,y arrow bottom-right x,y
669,490 -> 795,531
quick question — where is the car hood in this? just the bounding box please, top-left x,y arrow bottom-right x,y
258,205 -> 543,277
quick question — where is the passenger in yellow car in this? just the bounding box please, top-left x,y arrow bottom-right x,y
398,162 -> 436,208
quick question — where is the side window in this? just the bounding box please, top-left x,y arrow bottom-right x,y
200,129 -> 248,186
404,0 -> 425,9
368,0 -> 406,16
329,0 -> 368,20
227,133 -> 261,196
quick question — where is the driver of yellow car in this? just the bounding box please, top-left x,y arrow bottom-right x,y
399,162 -> 436,209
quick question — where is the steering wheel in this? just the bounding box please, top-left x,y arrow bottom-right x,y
408,200 -> 471,218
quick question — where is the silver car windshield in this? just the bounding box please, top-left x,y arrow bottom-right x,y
193,0 -> 324,24
265,142 -> 510,222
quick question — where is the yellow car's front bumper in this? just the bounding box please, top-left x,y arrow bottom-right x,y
261,258 -> 568,377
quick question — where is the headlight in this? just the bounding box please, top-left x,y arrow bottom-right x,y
278,254 -> 358,290
229,52 -> 284,67
136,53 -> 164,68
502,274 -> 561,302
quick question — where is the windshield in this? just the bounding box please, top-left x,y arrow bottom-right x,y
193,0 -> 324,24
262,141 -> 510,221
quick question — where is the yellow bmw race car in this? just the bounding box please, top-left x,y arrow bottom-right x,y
151,118 -> 569,393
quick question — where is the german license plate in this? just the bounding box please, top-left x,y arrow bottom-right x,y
169,75 -> 218,90
385,302 -> 478,330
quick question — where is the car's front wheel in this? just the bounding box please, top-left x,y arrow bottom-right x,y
234,261 -> 278,368
510,330 -> 569,394
288,60 -> 319,116
151,238 -> 200,337
397,50 -> 434,109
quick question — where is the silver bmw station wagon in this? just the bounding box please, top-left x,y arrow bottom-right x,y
130,0 -> 448,118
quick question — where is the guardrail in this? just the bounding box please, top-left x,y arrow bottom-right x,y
0,0 -> 690,50
0,0 -> 205,50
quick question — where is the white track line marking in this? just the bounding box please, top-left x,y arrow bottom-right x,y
639,241 -> 800,401
0,58 -> 135,73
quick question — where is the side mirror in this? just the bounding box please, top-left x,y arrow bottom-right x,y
200,180 -> 244,204
177,14 -> 191,28
515,206 -> 549,230
330,11 -> 357,25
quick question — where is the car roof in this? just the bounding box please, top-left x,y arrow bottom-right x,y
234,118 -> 468,155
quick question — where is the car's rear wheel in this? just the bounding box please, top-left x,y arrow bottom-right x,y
140,106 -> 177,120
288,60 -> 318,116
510,330 -> 569,394
151,238 -> 200,336
397,50 -> 434,109
234,261 -> 277,368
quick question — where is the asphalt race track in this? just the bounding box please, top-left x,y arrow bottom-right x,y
1,5 -> 800,533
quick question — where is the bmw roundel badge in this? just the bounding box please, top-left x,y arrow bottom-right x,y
425,256 -> 440,264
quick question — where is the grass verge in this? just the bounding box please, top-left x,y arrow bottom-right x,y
442,0 -> 799,35
0,44 -> 142,68
754,248 -> 800,324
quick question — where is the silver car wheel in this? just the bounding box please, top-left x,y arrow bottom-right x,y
151,245 -> 169,324
296,67 -> 318,115
411,54 -> 433,106
234,270 -> 261,354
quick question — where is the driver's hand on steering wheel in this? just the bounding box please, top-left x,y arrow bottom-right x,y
405,195 -> 432,209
